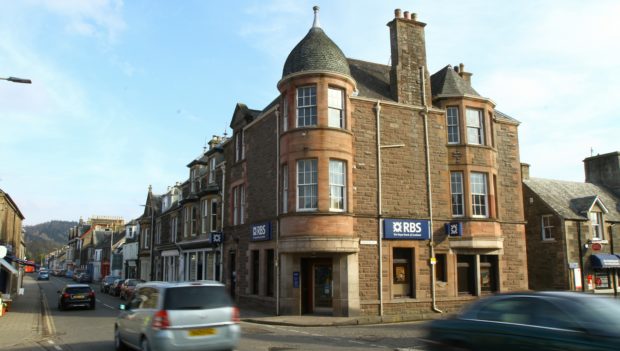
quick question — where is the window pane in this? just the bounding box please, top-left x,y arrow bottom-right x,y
297,86 -> 317,127
470,173 -> 488,217
447,107 -> 460,144
297,159 -> 317,210
450,172 -> 464,216
466,108 -> 484,145
329,160 -> 346,210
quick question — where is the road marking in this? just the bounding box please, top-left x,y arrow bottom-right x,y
54,345 -> 62,350
256,323 -> 391,349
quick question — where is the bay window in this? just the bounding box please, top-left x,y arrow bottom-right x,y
470,172 -> 488,217
297,86 -> 317,127
447,107 -> 460,144
328,87 -> 344,128
466,108 -> 485,145
450,172 -> 464,217
329,160 -> 346,211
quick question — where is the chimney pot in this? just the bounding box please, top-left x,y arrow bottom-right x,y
404,11 -> 410,20
412,13 -> 417,21
395,8 -> 402,18
459,63 -> 465,72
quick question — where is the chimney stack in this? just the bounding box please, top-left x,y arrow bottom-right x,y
387,9 -> 432,106
584,151 -> 620,197
520,163 -> 530,181
457,63 -> 473,86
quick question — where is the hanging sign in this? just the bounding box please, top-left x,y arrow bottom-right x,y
251,222 -> 272,241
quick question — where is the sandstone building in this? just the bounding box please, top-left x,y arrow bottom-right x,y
220,7 -> 529,317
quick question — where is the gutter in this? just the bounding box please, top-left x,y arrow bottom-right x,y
375,100 -> 384,317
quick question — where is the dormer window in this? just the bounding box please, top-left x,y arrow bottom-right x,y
297,85 -> 317,127
190,167 -> 200,192
328,87 -> 344,128
590,212 -> 603,239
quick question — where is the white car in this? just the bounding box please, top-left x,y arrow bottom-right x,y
114,280 -> 240,351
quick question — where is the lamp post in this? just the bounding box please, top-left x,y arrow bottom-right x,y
0,77 -> 32,84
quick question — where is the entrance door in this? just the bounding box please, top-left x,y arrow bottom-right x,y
301,258 -> 333,315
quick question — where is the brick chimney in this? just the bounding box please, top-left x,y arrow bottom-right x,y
387,9 -> 432,106
584,151 -> 620,197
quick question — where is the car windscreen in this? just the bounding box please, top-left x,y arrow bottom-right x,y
65,287 -> 92,294
163,286 -> 233,310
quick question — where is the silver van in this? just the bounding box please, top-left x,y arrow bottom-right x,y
114,280 -> 240,351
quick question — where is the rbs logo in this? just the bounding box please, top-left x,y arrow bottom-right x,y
253,225 -> 267,236
392,221 -> 422,234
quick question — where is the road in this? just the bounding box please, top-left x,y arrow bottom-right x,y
36,276 -> 428,351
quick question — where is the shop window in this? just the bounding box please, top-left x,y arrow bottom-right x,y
457,255 -> 475,295
594,271 -> 610,289
393,248 -> 414,298
435,254 -> 447,283
266,249 -> 274,297
480,255 -> 498,293
251,250 -> 260,295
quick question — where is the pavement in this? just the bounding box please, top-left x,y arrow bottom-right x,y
0,274 -> 47,350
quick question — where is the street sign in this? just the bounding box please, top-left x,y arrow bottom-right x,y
210,232 -> 223,244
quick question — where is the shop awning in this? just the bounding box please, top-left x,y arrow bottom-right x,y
590,254 -> 620,269
0,258 -> 18,275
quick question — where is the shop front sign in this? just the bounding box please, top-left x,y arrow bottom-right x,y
383,219 -> 430,240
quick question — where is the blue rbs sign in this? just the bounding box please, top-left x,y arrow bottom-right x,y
251,222 -> 272,241
383,219 -> 430,240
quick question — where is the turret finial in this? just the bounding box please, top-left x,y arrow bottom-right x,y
312,6 -> 321,28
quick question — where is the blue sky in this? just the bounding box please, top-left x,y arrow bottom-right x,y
1,0 -> 619,225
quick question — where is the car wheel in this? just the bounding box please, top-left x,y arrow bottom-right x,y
140,337 -> 150,351
114,327 -> 128,351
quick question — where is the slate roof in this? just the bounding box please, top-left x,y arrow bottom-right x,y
430,65 -> 480,97
524,178 -> 620,221
347,58 -> 391,100
282,27 -> 351,79
494,109 -> 520,124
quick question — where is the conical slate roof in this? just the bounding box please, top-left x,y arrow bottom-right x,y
431,65 -> 479,97
282,7 -> 351,79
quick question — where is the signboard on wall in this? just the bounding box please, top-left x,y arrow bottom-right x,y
444,222 -> 462,236
293,272 -> 300,288
251,222 -> 272,241
383,219 -> 430,240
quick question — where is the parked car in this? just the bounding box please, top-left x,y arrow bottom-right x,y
114,280 -> 240,351
422,291 -> 620,350
65,270 -> 74,279
57,284 -> 96,310
101,275 -> 121,293
72,271 -> 84,281
78,273 -> 92,283
37,270 -> 50,280
109,278 -> 124,297
119,279 -> 144,301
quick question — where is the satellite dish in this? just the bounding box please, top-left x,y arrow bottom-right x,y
0,245 -> 7,259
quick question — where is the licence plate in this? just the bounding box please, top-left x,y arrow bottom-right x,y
188,328 -> 217,337
73,295 -> 84,299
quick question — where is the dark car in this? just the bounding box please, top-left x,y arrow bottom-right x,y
119,279 -> 144,300
37,270 -> 50,280
423,291 -> 620,351
78,273 -> 92,283
101,275 -> 120,293
109,278 -> 124,296
57,284 -> 96,310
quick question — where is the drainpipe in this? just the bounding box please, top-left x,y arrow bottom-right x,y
220,162 -> 227,284
275,106 -> 281,316
420,66 -> 443,314
610,223 -> 617,297
375,100 -> 384,317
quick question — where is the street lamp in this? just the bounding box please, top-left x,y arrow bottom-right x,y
0,76 -> 32,84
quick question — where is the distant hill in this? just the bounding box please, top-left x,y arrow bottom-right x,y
24,220 -> 77,262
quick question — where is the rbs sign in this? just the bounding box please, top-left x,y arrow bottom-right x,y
383,219 -> 430,240
251,222 -> 271,241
